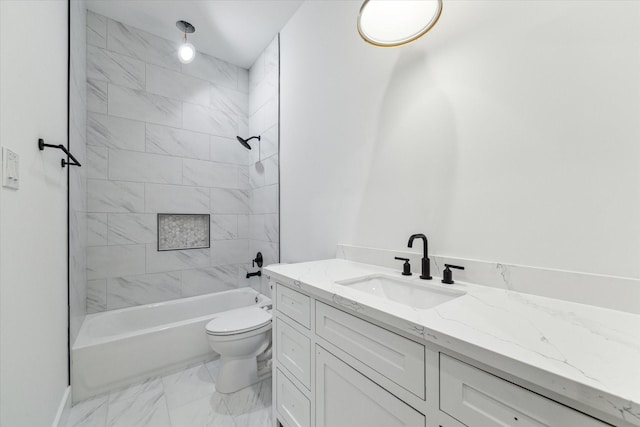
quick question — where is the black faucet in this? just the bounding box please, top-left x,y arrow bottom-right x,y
408,233 -> 432,280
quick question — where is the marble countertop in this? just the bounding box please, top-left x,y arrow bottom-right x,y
265,258 -> 640,426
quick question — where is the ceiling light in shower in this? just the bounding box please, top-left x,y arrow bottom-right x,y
176,20 -> 196,64
357,0 -> 443,47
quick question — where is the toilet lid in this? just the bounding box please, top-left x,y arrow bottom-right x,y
206,307 -> 271,336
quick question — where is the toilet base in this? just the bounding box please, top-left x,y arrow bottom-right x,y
216,356 -> 261,393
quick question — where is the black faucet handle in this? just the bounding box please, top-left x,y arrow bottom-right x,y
442,264 -> 464,284
394,257 -> 412,276
252,252 -> 263,268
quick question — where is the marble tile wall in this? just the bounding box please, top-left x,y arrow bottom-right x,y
85,12 -> 278,312
245,35 -> 280,297
70,0 -> 88,346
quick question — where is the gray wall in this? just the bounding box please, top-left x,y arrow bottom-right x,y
85,12 -> 279,312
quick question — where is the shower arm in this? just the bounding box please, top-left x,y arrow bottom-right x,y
248,136 -> 261,161
247,136 -> 261,162
38,138 -> 82,167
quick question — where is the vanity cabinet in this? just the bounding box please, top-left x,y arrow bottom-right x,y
316,346 -> 425,427
272,281 -> 615,427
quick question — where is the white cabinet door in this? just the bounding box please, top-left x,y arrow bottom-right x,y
316,346 -> 425,427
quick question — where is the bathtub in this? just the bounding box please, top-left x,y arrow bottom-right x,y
72,287 -> 271,402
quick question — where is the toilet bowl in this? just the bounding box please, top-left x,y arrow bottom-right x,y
206,306 -> 272,393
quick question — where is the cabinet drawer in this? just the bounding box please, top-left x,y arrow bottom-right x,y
276,368 -> 311,427
315,301 -> 425,399
440,354 -> 609,427
316,346 -> 425,427
276,317 -> 311,389
276,284 -> 311,329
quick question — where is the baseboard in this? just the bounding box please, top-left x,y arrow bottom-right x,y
51,386 -> 71,427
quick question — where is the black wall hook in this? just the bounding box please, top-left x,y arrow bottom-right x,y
38,138 -> 81,167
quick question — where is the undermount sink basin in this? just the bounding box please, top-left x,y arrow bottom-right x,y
336,274 -> 465,310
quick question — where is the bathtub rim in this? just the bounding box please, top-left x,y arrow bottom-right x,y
74,287 -> 271,350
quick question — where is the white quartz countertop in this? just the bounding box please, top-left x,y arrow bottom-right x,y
265,258 -> 640,426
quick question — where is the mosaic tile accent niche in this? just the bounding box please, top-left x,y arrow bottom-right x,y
158,214 -> 210,251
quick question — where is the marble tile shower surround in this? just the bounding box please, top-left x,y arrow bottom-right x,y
336,244 -> 640,314
85,11 -> 279,312
247,35 -> 280,297
69,0 -> 88,346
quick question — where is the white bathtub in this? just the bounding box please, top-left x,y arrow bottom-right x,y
72,287 -> 271,402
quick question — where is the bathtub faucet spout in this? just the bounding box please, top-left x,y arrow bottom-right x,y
246,270 -> 262,279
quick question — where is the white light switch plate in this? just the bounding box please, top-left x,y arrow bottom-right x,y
2,147 -> 19,190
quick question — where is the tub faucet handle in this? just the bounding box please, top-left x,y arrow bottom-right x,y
253,252 -> 263,268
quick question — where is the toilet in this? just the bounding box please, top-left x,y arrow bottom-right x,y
205,306 -> 272,393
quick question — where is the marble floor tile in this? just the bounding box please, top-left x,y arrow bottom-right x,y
233,405 -> 272,427
162,363 -> 216,410
66,361 -> 272,427
107,393 -> 171,427
67,395 -> 108,427
222,378 -> 272,421
109,376 -> 164,405
205,359 -> 220,382
168,393 -> 235,427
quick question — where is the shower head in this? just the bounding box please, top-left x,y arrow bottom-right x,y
236,135 -> 260,150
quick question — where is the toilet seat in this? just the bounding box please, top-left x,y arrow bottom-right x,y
206,307 -> 271,336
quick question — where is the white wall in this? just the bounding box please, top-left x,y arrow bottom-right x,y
0,1 -> 69,426
280,1 -> 640,279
